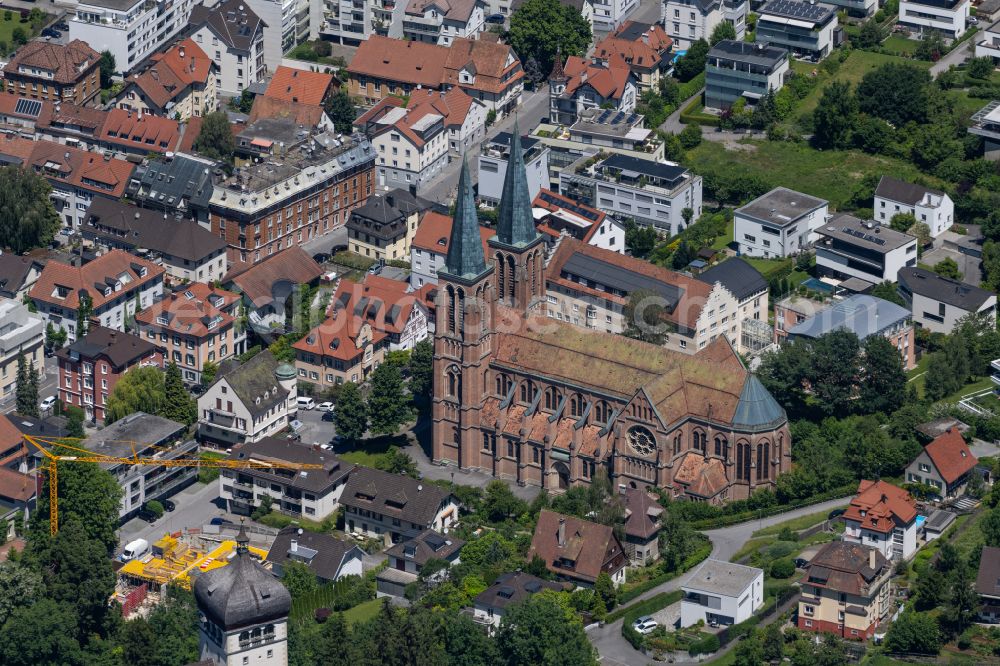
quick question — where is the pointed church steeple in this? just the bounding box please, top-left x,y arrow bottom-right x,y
494,119 -> 541,249
443,156 -> 488,281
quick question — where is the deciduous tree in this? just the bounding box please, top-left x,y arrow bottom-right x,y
709,21 -> 736,45
508,0 -> 592,79
104,366 -> 166,424
496,591 -> 597,666
324,91 -> 356,134
675,39 -> 710,82
933,257 -> 961,280
408,339 -> 433,403
859,335 -> 906,415
162,362 -> 196,425
367,363 -> 411,434
857,62 -> 930,126
812,81 -> 857,149
885,610 -> 941,655
0,167 -> 61,253
193,111 -> 236,163
333,381 -> 367,442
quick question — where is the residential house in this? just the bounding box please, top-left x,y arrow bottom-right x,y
773,292 -> 829,343
197,350 -> 298,446
704,40 -> 789,111
3,40 -> 101,106
442,37 -> 524,116
623,487 -> 663,565
0,416 -> 34,524
128,152 -> 216,227
95,108 -> 183,158
532,107 -> 665,162
680,559 -> 763,627
899,0 -> 969,38
528,510 -> 627,587
734,187 -> 829,258
548,55 -> 638,126
385,529 -> 464,575
842,479 -> 919,561
478,131 -> 550,205
979,0 -> 1000,23
970,101 -> 1000,161
267,526 -> 365,582
696,258 -> 771,355
898,267 -> 996,334
220,437 -> 354,518
263,66 -> 338,108
874,176 -> 954,238
923,508 -> 957,541
799,541 -> 893,639
224,247 -> 323,331
403,0 -> 486,45
339,466 -> 459,543
188,0 -> 267,96
0,254 -> 43,301
815,214 -> 919,284
471,572 -> 564,634
593,21 -> 674,91
29,249 -> 164,343
346,189 -> 433,261
85,412 -> 195,520
135,284 -> 245,384
786,294 -> 916,370
81,198 -> 229,285
559,152 -> 702,234
756,0 -> 839,60
975,19 -> 1000,63
56,326 -> 162,423
822,0 -> 876,16
0,299 -> 45,408
409,210 -> 492,288
976,546 -> 1000,622
905,427 -> 978,499
68,0 -> 196,75
532,188 -> 625,255
663,0 -> 749,49
115,39 -> 218,120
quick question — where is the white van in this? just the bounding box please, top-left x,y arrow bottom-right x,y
121,538 -> 149,562
297,397 -> 316,410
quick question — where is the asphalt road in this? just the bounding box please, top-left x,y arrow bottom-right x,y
117,479 -> 234,553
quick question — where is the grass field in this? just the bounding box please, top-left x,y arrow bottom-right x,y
342,598 -> 382,627
0,12 -> 49,56
711,220 -> 734,250
336,434 -> 408,468
881,34 -> 918,57
685,139 -> 939,209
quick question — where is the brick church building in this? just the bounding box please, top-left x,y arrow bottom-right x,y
431,128 -> 791,503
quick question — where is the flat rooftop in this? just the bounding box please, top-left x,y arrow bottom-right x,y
736,187 -> 827,227
788,294 -> 911,339
84,412 -> 186,459
597,153 -> 688,184
684,559 -> 762,597
818,214 -> 916,253
708,40 -> 788,67
571,108 -> 650,141
759,0 -> 837,23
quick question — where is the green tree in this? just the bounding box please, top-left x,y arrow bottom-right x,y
268,335 -> 295,363
14,354 -> 37,417
912,566 -> 946,610
201,360 -> 219,386
0,560 -> 42,628
933,257 -> 961,280
367,363 -> 411,435
104,365 -> 166,424
812,81 -> 857,149
983,240 -> 1000,291
914,31 -> 946,62
658,76 -> 680,106
807,329 -> 861,416
885,610 -> 941,655
76,292 -> 92,338
408,339 -> 433,403
378,447 -> 419,477
675,39 -> 710,82
482,480 -> 528,523
733,628 -> 765,666
871,281 -> 905,306
10,27 -> 26,47
624,219 -> 658,258
594,571 -> 617,610
443,610 -> 500,666
0,167 -> 61,253
890,212 -> 918,232
250,493 -> 273,520
679,123 -> 702,149
333,382 -> 367,442
98,50 -> 116,88
324,91 -> 356,134
857,62 -> 930,126
924,332 -> 971,401
709,21 -> 736,45
193,111 -> 236,163
968,56 -> 995,81
856,18 -> 884,48
859,335 -> 906,415
65,405 -> 86,437
762,623 -> 785,662
0,598 -> 84,666
496,591 -> 597,666
508,0 -> 592,79
230,88 -> 255,113
312,613 -> 356,666
461,531 -> 518,568
985,508 -> 1000,547
162,362 -> 196,425
623,288 -> 671,345
281,560 -> 318,599
943,562 -> 977,637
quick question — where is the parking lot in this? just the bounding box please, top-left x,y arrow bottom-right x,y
293,403 -> 338,446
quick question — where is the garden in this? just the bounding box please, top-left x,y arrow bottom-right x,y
0,8 -> 50,57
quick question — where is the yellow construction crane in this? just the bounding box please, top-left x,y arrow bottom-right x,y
23,435 -> 323,535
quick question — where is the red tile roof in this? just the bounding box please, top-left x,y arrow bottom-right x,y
264,66 -> 336,106
594,22 -> 673,73
99,108 -> 181,154
532,188 -> 606,243
364,87 -> 478,147
442,38 -> 523,95
4,39 -> 99,85
25,139 -> 135,198
673,452 -> 729,499
563,55 -> 633,100
528,509 -> 624,583
844,480 -> 917,534
30,249 -> 163,311
0,415 -> 22,456
348,36 -> 449,88
226,247 -> 323,306
411,210 -> 492,255
136,284 -> 238,339
0,467 -> 34,503
293,287 -> 389,363
127,39 -> 214,108
248,95 -> 326,127
924,428 -> 978,484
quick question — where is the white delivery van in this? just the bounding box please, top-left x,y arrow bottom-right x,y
121,538 -> 149,562
297,397 -> 316,410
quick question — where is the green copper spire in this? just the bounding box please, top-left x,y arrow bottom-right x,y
443,156 -> 488,281
495,119 -> 540,248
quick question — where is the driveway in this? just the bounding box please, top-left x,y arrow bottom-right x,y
931,36 -> 973,78
920,245 -> 981,286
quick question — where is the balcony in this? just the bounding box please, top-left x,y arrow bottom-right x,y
991,358 -> 1000,386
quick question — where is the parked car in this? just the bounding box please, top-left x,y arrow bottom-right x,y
317,402 -> 335,413
210,516 -> 234,526
633,616 -> 658,635
969,15 -> 979,24
828,508 -> 846,520
41,28 -> 61,38
313,252 -> 331,264
137,509 -> 158,523
54,21 -> 69,30
39,396 -> 57,412
162,499 -> 176,512
485,12 -> 504,23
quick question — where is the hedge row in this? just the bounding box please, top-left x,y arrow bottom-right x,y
677,72 -> 706,104
688,484 -> 855,531
679,96 -> 718,127
616,590 -> 683,649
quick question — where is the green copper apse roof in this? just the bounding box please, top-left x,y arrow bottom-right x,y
732,374 -> 786,433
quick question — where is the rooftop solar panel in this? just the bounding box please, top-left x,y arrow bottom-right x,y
14,98 -> 42,118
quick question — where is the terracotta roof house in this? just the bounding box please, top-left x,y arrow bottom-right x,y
976,546 -> 1000,622
799,541 -> 893,640
593,21 -> 674,91
402,0 -> 486,46
340,466 -> 459,544
623,487 -> 663,565
528,509 -> 627,586
29,249 -> 165,343
442,38 -> 524,116
224,247 -> 322,329
116,39 -> 218,120
264,66 -> 337,107
409,210 -> 492,289
549,54 -> 638,125
905,427 -> 978,499
97,108 -> 182,157
0,254 -> 44,301
843,480 -> 918,561
3,40 -> 101,105
471,572 -> 564,633
267,526 -> 365,583
247,96 -> 328,129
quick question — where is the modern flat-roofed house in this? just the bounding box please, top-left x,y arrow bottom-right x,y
874,176 -> 954,238
976,20 -> 1000,63
897,267 -> 996,334
734,187 -> 829,258
681,559 -> 763,627
704,40 -> 788,111
756,0 -> 839,60
977,546 -> 1000,622
899,0 -> 969,38
266,526 -> 364,583
970,101 -> 1000,161
815,214 -> 918,284
843,479 -> 918,561
0,299 -> 45,410
799,541 -> 893,639
528,509 -> 628,587
905,427 -> 978,499
471,572 -> 565,633
532,188 -> 624,255
478,132 -> 549,206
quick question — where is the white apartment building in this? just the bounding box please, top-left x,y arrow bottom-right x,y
189,0 -> 268,96
898,267 -> 997,334
663,0 -> 748,49
403,0 -> 486,45
734,187 -> 829,258
242,0 -> 306,71
873,175 -> 954,238
69,0 -> 196,74
681,560 -> 764,627
898,0 -> 969,38
976,20 -> 1000,63
0,299 -> 45,407
370,106 -> 449,191
592,0 -> 639,32
477,132 -> 549,205
815,214 -> 918,284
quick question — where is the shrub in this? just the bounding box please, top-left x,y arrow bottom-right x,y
688,634 -> 721,656
770,558 -> 795,579
313,40 -> 332,57
145,500 -> 164,518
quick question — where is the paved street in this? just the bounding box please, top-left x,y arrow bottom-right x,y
117,480 -> 233,553
2,354 -> 58,414
931,36 -> 973,77
588,496 -> 850,666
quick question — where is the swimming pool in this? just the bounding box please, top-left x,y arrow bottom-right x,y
916,515 -> 927,529
801,277 -> 834,294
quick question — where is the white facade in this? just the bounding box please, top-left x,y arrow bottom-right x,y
815,217 -> 919,284
0,299 -> 45,406
69,0 -> 195,74
373,119 -> 449,192
392,303 -> 430,351
160,248 -> 229,285
592,0 -> 638,32
874,188 -> 954,238
909,289 -> 997,334
410,244 -> 447,288
976,21 -> 1000,62
681,560 -> 764,628
899,0 -> 969,38
190,11 -> 267,95
402,0 -> 486,45
478,141 -> 549,205
447,99 -> 488,155
898,269 -> 997,334
219,466 -> 347,519
34,276 -> 163,344
199,614 -> 288,666
242,0 -> 300,71
843,517 -> 918,561
734,191 -> 830,258
663,0 -> 748,49
197,374 -> 298,446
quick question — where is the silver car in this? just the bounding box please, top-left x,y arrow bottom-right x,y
633,616 -> 658,635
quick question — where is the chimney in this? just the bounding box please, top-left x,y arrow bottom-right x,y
291,539 -> 298,552
179,46 -> 185,59
868,548 -> 876,570
557,518 -> 566,547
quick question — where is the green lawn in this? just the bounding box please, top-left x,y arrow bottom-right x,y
907,353 -> 933,399
336,434 -> 409,468
0,12 -> 49,57
936,376 -> 995,405
685,139 -> 941,210
795,51 -> 933,117
711,220 -> 734,250
342,598 -> 382,627
740,256 -> 793,279
882,34 -> 918,57
751,507 -> 842,538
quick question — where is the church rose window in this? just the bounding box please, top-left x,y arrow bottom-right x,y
627,426 -> 656,457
